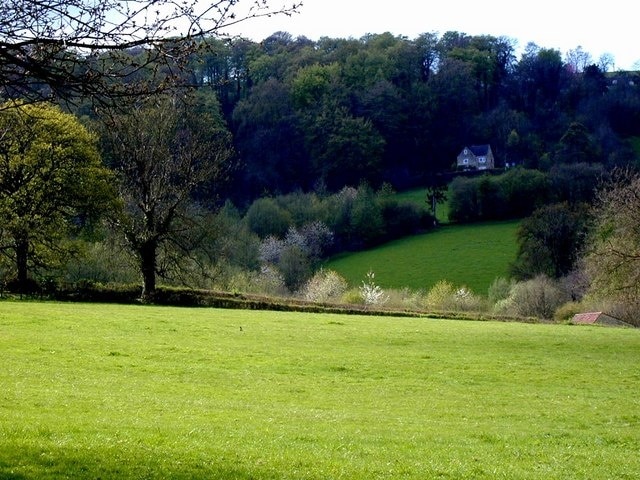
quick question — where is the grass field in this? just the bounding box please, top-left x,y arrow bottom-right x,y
326,220 -> 520,294
1,301 -> 639,479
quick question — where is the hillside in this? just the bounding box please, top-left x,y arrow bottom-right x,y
325,220 -> 520,294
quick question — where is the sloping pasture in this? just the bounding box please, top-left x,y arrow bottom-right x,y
326,220 -> 520,294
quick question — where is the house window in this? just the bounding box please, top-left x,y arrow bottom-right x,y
478,157 -> 486,163
463,158 -> 468,164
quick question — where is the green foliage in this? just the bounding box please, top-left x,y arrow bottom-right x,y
424,280 -> 484,312
348,185 -> 386,248
3,302 -> 639,479
448,168 -> 553,223
244,185 -> 433,256
554,301 -> 583,323
277,244 -> 312,292
65,239 -> 138,285
0,101 -> 115,291
511,203 -> 589,280
425,279 -> 457,310
245,197 -> 292,238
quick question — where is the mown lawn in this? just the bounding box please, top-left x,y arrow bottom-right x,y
1,301 -> 639,479
326,220 -> 520,294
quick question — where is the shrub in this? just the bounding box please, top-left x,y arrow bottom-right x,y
252,266 -> 288,297
380,200 -> 426,240
301,269 -> 348,303
452,286 -> 486,312
358,271 -> 388,306
349,186 -> 385,248
487,277 -> 514,305
502,275 -> 569,319
65,240 -> 138,285
425,280 -> 456,310
277,245 -> 312,293
554,301 -> 583,323
341,288 -> 365,305
259,236 -> 285,265
385,287 -> 426,311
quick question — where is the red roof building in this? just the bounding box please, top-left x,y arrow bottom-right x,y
571,312 -> 632,327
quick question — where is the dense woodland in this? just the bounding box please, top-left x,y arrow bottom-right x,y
168,31 -> 640,203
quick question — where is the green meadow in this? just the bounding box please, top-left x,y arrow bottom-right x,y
1,301 -> 639,479
326,220 -> 520,294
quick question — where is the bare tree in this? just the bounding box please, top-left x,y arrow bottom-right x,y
584,169 -> 640,309
102,91 -> 234,300
0,0 -> 301,105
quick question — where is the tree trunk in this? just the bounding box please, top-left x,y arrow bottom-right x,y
15,235 -> 30,293
139,241 -> 157,303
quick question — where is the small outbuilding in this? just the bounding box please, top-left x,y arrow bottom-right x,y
571,311 -> 633,327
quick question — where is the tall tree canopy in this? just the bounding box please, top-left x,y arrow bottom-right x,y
0,101 -> 115,291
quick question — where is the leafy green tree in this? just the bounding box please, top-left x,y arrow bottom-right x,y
245,197 -> 292,238
232,78 -> 307,196
0,102 -> 115,291
101,92 -> 233,301
552,122 -> 600,165
304,103 -> 385,190
511,203 -> 588,280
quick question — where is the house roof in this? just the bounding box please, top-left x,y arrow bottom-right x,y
572,312 -> 603,324
571,311 -> 632,327
468,145 -> 491,156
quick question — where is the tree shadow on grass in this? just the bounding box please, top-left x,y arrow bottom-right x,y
0,447 -> 277,480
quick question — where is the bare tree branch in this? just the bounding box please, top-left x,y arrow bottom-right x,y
0,0 -> 302,106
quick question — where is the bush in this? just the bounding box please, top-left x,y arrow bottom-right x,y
554,301 -> 583,323
424,280 -> 456,310
277,245 -> 312,293
358,271 -> 388,306
448,168 -> 551,223
380,200 -> 425,240
385,287 -> 426,311
349,186 -> 385,248
498,275 -> 569,319
341,288 -> 365,305
487,277 -> 514,305
301,269 -> 348,303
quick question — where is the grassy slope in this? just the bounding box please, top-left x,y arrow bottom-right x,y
394,187 -> 449,223
2,301 -> 640,479
326,220 -> 520,294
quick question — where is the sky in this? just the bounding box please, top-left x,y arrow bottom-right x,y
220,0 -> 639,71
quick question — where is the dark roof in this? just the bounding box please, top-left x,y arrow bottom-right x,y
469,145 -> 491,156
